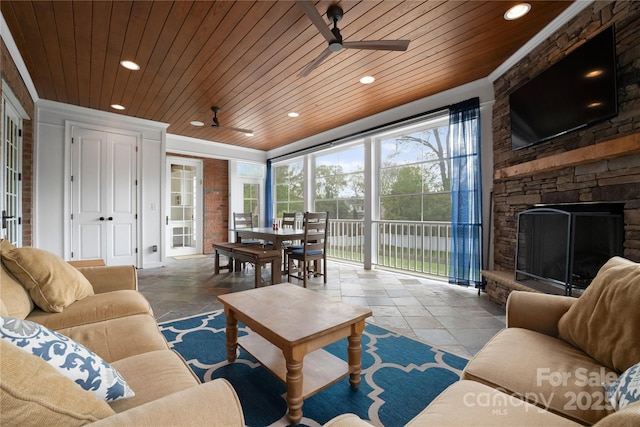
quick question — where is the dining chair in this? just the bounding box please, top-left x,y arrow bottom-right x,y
233,212 -> 261,245
281,212 -> 297,229
281,212 -> 300,271
287,211 -> 329,287
233,212 -> 262,270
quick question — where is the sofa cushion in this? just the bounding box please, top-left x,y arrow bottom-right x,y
26,289 -> 153,330
55,313 -> 170,363
323,414 -> 378,427
0,316 -> 134,402
108,350 -> 199,413
406,380 -> 581,427
1,239 -> 35,318
461,327 -> 616,425
594,401 -> 640,427
558,256 -> 640,373
1,247 -> 94,313
89,379 -> 245,427
0,339 -> 115,426
0,263 -> 34,318
606,361 -> 640,411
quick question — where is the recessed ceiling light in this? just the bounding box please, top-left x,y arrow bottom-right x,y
360,76 -> 375,84
288,112 -> 299,118
111,104 -> 125,110
120,60 -> 140,71
245,132 -> 254,137
587,102 -> 603,108
585,69 -> 603,78
190,121 -> 205,127
504,3 -> 531,20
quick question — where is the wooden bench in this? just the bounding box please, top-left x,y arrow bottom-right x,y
212,242 -> 243,273
230,246 -> 282,288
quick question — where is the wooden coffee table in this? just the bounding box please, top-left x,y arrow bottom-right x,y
218,283 -> 372,425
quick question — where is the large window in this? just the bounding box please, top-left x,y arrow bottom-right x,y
378,115 -> 451,221
274,160 -> 304,218
314,144 -> 364,219
267,106 -> 483,279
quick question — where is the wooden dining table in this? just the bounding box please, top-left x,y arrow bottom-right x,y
232,227 -> 305,274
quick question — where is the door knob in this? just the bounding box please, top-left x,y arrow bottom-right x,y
99,217 -> 105,221
108,217 -> 113,221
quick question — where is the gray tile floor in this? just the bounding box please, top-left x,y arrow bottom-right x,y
138,256 -> 505,358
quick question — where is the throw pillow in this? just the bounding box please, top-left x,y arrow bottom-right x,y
606,362 -> 640,411
557,256 -> 640,373
0,316 -> 134,402
1,339 -> 115,425
0,247 -> 94,312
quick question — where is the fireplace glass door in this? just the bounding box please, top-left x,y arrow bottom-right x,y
515,204 -> 624,296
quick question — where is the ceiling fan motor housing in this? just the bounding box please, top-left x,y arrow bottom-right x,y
211,106 -> 220,126
327,5 -> 343,23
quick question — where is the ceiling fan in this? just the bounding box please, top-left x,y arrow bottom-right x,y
210,106 -> 254,135
296,1 -> 410,77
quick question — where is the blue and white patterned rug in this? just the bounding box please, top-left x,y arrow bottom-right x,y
159,310 -> 468,427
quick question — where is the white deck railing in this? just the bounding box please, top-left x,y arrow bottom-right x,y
326,219 -> 452,279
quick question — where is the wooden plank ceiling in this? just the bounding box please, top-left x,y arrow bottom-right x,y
2,0 -> 571,152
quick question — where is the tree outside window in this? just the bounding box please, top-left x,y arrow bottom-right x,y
243,183 -> 260,223
274,161 -> 304,218
314,145 -> 364,220
379,117 -> 451,222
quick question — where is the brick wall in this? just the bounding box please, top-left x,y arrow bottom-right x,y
1,40 -> 34,246
492,1 -> 640,273
202,157 -> 229,253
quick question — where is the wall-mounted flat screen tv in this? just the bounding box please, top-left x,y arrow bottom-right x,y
510,25 -> 618,150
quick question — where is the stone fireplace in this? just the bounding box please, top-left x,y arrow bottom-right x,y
484,1 -> 640,307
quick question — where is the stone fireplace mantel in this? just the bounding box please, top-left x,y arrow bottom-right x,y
495,133 -> 640,181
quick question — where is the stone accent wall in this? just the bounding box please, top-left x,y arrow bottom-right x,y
492,1 -> 640,279
482,270 -> 537,308
1,40 -> 35,246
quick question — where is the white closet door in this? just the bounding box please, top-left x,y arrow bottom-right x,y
71,127 -> 138,266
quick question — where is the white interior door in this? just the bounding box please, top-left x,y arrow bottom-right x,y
166,157 -> 203,257
1,97 -> 22,245
70,127 -> 138,265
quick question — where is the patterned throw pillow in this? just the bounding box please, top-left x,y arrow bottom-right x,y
0,316 -> 134,402
605,361 -> 640,411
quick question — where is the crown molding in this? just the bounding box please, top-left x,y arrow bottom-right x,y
1,11 -> 39,102
167,133 -> 267,163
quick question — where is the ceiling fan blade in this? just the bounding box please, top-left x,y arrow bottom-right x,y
298,47 -> 333,77
295,0 -> 335,43
219,125 -> 254,135
342,40 -> 410,51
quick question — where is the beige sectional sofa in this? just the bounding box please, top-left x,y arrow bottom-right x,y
0,239 -> 245,426
326,256 -> 640,426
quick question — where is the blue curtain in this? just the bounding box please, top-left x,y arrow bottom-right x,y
448,98 -> 482,287
265,159 -> 273,227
